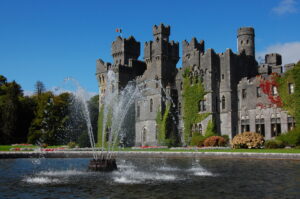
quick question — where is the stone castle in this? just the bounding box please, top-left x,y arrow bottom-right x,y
96,24 -> 296,146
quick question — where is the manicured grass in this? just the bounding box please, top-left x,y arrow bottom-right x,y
113,148 -> 300,153
0,145 -> 37,151
0,145 -> 65,151
1,145 -> 300,153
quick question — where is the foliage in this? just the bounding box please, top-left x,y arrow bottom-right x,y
67,141 -> 77,148
156,104 -> 170,145
221,135 -> 230,144
276,62 -> 300,125
190,135 -> 206,147
0,77 -> 35,144
259,73 -> 283,107
182,68 -> 211,144
34,81 -> 46,96
204,120 -> 216,137
276,128 -> 300,147
27,92 -> 72,145
264,139 -> 285,149
203,136 -> 226,147
97,105 -> 104,147
87,95 -> 99,143
231,132 -> 265,149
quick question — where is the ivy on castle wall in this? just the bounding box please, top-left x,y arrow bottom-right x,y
97,106 -> 104,147
97,106 -> 112,147
156,103 -> 171,145
276,62 -> 300,126
182,68 -> 211,144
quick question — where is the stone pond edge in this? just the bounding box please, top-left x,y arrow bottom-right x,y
1,151 -> 300,160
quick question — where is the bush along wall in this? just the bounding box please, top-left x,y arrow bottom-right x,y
182,68 -> 211,144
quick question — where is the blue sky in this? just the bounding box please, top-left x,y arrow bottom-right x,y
0,0 -> 299,95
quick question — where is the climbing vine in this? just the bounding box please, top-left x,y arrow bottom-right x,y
97,106 -> 112,147
182,68 -> 211,144
156,103 -> 171,145
276,62 -> 300,125
259,73 -> 283,107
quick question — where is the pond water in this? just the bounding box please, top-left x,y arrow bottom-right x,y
0,158 -> 299,199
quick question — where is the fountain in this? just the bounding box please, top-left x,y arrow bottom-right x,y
62,71 -> 177,171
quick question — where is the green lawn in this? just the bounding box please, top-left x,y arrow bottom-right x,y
114,148 -> 300,153
1,145 -> 300,153
0,145 -> 65,151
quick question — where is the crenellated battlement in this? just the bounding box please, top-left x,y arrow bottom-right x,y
182,37 -> 205,56
111,36 -> 140,65
153,23 -> 170,37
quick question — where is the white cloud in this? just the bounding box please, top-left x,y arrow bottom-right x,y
24,90 -> 34,96
257,41 -> 300,65
272,0 -> 298,15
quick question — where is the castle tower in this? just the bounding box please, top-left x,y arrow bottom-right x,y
153,23 -> 170,42
237,27 -> 255,57
111,36 -> 140,66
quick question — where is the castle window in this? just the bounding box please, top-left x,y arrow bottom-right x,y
241,40 -> 243,45
257,87 -> 261,97
222,74 -> 224,80
137,106 -> 140,118
288,117 -> 295,131
246,40 -> 249,44
255,118 -> 265,136
242,89 -> 247,99
222,96 -> 226,110
180,82 -> 183,90
271,118 -> 281,137
272,86 -> 278,96
288,83 -> 294,94
156,37 -> 159,42
178,102 -> 181,115
150,99 -> 153,112
199,124 -> 202,134
199,100 -> 206,112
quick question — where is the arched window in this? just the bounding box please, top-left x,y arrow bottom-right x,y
199,100 -> 206,112
180,82 -> 183,90
150,99 -> 153,112
222,96 -> 226,110
199,124 -> 202,134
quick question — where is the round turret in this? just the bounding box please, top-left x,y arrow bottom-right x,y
237,27 -> 255,57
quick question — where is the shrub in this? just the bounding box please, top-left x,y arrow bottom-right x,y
231,132 -> 264,149
190,135 -> 206,147
276,128 -> 300,147
264,139 -> 285,149
221,135 -> 230,144
67,142 -> 77,149
41,143 -> 48,148
203,136 -> 226,147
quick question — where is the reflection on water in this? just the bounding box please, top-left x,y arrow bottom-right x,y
0,158 -> 300,199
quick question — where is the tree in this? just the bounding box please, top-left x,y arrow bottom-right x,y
28,92 -> 72,145
34,81 -> 46,96
0,79 -> 23,144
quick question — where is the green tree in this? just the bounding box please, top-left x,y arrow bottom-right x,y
0,78 -> 23,144
34,81 -> 46,96
28,92 -> 71,145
